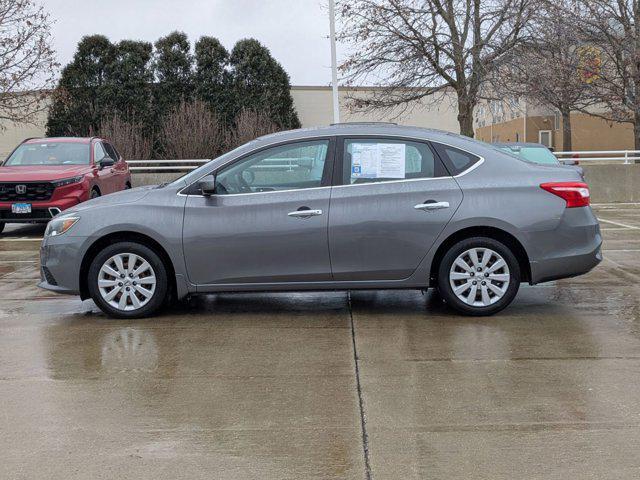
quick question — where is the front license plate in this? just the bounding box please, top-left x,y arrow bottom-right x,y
11,203 -> 32,214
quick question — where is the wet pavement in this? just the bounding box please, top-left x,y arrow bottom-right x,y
1,204 -> 640,479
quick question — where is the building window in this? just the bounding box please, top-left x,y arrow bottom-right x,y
554,112 -> 561,130
539,130 -> 553,148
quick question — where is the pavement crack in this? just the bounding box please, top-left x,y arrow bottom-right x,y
348,291 -> 373,480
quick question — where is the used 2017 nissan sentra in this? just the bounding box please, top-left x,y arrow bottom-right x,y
39,124 -> 601,318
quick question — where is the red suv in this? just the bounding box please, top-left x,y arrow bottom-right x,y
0,137 -> 131,233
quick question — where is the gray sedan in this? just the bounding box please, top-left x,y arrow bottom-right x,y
39,124 -> 601,318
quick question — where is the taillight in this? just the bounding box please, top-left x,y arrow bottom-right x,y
540,182 -> 590,208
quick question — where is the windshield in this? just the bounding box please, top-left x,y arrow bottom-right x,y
3,142 -> 90,166
498,146 -> 559,165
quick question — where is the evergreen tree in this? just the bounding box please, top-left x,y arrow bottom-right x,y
194,36 -> 232,123
228,39 -> 300,129
104,40 -> 154,124
46,35 -> 115,136
152,31 -> 194,122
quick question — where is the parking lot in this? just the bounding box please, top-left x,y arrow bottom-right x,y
1,204 -> 639,479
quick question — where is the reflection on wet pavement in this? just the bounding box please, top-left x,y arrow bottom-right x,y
1,206 -> 640,479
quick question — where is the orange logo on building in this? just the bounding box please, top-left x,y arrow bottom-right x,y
577,45 -> 602,84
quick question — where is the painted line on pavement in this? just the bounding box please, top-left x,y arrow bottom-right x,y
0,237 -> 43,242
598,218 -> 640,230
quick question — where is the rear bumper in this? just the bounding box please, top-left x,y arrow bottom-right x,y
528,206 -> 602,284
530,242 -> 602,284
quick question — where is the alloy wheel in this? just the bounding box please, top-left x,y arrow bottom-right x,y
98,253 -> 156,311
448,247 -> 510,307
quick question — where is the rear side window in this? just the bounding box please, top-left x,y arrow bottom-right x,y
342,138 -> 447,185
432,143 -> 481,175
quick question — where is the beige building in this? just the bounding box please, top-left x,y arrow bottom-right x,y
0,87 -> 460,158
474,98 -> 634,151
290,86 -> 460,132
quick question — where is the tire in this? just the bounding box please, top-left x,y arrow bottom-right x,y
87,242 -> 168,319
91,188 -> 100,199
0,223 -> 4,234
437,237 -> 521,316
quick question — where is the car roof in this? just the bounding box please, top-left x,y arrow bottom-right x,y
23,137 -> 96,144
249,123 -> 481,149
493,142 -> 548,148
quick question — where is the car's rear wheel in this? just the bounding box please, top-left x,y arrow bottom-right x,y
437,237 -> 520,316
88,242 -> 168,318
91,188 -> 100,199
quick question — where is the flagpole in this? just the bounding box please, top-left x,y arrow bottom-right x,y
329,0 -> 340,123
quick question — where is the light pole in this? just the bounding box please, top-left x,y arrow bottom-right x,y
329,0 -> 340,124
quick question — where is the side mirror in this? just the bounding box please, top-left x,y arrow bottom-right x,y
198,178 -> 217,196
99,157 -> 115,169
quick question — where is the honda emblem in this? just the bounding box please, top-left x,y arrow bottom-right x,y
15,184 -> 27,194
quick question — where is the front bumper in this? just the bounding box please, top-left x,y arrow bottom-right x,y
0,206 -> 65,223
0,186 -> 89,224
38,237 -> 85,296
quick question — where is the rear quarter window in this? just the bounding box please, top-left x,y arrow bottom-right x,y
431,143 -> 481,175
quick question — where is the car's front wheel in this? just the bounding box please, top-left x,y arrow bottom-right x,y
437,237 -> 521,316
88,242 -> 168,318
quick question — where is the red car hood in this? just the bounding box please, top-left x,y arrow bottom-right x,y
0,165 -> 93,182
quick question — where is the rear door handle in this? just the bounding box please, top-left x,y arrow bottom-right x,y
414,201 -> 450,211
288,209 -> 323,218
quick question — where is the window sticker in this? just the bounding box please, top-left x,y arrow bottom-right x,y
351,143 -> 406,179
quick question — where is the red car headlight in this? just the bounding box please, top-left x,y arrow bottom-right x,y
52,176 -> 84,188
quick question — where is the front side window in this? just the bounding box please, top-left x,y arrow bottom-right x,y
102,142 -> 118,160
3,142 -> 90,166
214,140 -> 330,195
93,142 -> 107,162
342,138 -> 445,185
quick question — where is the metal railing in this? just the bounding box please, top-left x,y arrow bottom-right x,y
126,159 -> 208,172
554,150 -> 640,164
127,156 -> 317,172
126,150 -> 640,173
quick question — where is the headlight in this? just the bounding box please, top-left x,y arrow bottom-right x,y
52,176 -> 84,188
45,216 -> 79,237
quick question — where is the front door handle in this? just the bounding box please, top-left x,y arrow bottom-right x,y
414,200 -> 450,211
288,208 -> 323,218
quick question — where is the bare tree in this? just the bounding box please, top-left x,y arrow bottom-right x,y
566,0 -> 640,149
161,100 -> 225,159
0,0 -> 57,126
490,3 -> 595,150
224,108 -> 278,150
337,0 -> 534,137
98,114 -> 153,160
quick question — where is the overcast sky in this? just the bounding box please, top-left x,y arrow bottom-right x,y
44,0 -> 344,86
